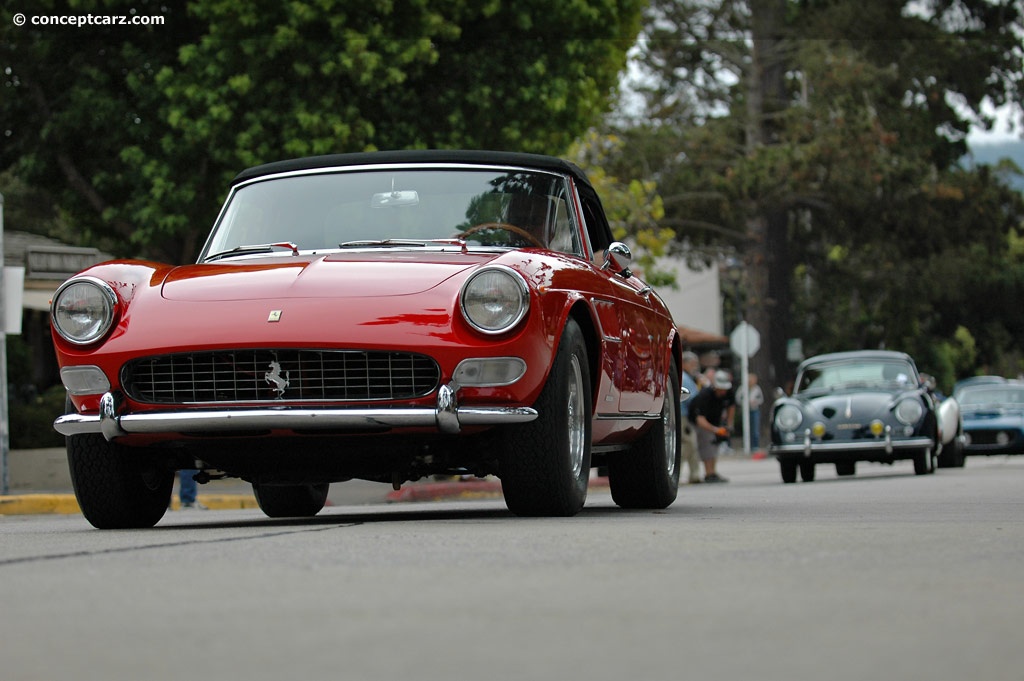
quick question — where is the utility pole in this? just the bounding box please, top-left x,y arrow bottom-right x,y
1,192 -> 8,494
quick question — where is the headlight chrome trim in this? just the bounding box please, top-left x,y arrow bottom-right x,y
51,276 -> 119,346
894,398 -> 924,425
459,265 -> 530,335
775,403 -> 804,432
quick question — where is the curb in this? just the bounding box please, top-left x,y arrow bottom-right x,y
0,493 -> 259,516
386,478 -> 504,502
1,476 -> 618,514
384,475 -> 612,503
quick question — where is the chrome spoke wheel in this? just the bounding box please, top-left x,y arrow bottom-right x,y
567,354 -> 586,480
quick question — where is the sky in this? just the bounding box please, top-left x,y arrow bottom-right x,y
966,101 -> 1022,147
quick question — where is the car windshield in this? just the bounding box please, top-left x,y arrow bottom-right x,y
201,167 -> 582,260
959,386 -> 1024,408
796,359 -> 919,394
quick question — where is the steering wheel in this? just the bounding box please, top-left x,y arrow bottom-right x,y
458,222 -> 545,249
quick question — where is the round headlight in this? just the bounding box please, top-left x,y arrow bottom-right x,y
894,398 -> 924,425
775,404 -> 803,432
51,277 -> 118,345
460,266 -> 529,334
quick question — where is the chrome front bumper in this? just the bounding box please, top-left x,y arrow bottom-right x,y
53,386 -> 538,441
772,433 -> 934,457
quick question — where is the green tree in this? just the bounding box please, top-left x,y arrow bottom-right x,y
568,130 -> 675,286
1,0 -> 645,261
613,0 -> 1024,392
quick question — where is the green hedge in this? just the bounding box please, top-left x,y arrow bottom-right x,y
9,385 -> 66,449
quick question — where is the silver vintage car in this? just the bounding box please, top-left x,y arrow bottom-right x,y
770,350 -> 960,482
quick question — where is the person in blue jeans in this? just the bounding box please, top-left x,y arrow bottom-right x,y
177,469 -> 207,509
679,351 -> 704,484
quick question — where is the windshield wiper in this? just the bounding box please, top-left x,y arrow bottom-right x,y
203,242 -> 299,262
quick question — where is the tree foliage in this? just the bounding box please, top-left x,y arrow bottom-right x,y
1,0 -> 645,261
607,0 -> 1024,392
568,130 -> 675,286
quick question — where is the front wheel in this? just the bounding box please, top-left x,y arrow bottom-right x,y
835,461 -> 856,477
253,483 -> 330,517
799,461 -> 816,482
500,318 -> 592,517
780,458 -> 797,484
67,433 -> 173,529
608,356 -> 681,509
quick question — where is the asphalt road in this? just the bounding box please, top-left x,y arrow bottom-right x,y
1,455 -> 1022,681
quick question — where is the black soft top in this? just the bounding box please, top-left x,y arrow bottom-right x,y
230,149 -> 614,252
232,149 -> 591,189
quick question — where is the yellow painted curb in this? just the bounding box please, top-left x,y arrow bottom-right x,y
1,494 -> 259,515
0,494 -> 81,515
169,495 -> 260,511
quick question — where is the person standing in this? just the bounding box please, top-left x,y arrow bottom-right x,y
738,372 -> 765,452
679,352 -> 703,484
687,369 -> 736,483
177,469 -> 207,510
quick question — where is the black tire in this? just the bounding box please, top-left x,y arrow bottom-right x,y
799,461 -> 816,482
835,461 -> 856,477
500,318 -> 592,517
780,458 -> 797,483
937,440 -> 965,468
608,356 -> 681,509
253,483 -> 329,518
913,448 -> 934,475
67,433 -> 173,529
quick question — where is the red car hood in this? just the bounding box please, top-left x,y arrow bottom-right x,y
161,252 -> 496,301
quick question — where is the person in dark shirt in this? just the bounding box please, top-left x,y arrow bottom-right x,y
687,369 -> 736,483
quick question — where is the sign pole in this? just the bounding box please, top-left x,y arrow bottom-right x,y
730,321 -> 760,457
741,329 -> 750,456
1,192 -> 8,495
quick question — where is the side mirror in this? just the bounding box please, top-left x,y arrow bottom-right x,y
602,241 -> 633,277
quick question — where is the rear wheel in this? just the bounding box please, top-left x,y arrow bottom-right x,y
500,318 -> 592,517
253,483 -> 329,517
937,440 -> 965,468
608,356 -> 681,509
67,433 -> 173,529
913,448 -> 935,475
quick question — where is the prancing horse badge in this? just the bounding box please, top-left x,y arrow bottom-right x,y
264,360 -> 289,398
267,310 -> 282,322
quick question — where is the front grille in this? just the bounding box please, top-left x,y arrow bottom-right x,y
121,349 -> 440,404
966,429 -> 1018,446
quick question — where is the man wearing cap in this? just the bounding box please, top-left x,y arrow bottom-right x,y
686,369 -> 736,483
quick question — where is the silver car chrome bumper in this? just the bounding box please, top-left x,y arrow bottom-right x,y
54,386 -> 538,440
772,436 -> 934,457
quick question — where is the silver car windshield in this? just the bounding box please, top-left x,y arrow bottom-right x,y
960,386 -> 1024,408
201,167 -> 582,261
797,359 -> 919,393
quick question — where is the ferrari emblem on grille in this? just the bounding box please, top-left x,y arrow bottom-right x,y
267,310 -> 282,322
264,361 -> 290,398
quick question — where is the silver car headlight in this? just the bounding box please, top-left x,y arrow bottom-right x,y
775,404 -> 803,432
894,398 -> 924,425
51,277 -> 118,345
459,266 -> 529,334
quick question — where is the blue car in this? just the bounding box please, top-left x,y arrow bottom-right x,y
959,381 -> 1024,456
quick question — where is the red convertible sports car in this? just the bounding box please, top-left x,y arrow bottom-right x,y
52,150 -> 683,528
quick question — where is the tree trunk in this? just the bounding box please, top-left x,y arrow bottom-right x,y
744,0 -> 791,433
